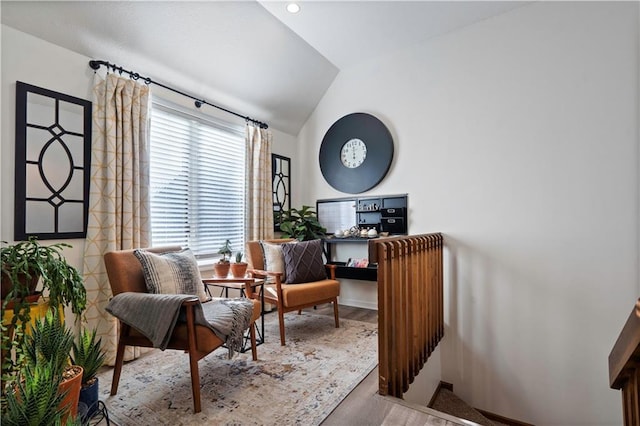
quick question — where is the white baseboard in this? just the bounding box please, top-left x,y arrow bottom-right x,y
338,297 -> 378,311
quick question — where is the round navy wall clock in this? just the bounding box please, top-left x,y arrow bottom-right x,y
319,112 -> 394,194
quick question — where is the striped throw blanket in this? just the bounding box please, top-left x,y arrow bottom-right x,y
106,293 -> 253,357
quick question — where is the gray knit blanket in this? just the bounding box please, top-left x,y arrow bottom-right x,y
106,293 -> 253,357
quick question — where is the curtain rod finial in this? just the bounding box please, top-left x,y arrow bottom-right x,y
89,60 -> 101,70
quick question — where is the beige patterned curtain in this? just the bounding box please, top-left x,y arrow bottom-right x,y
246,124 -> 274,241
82,73 -> 151,365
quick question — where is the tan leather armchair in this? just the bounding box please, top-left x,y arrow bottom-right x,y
245,239 -> 340,346
104,246 -> 261,413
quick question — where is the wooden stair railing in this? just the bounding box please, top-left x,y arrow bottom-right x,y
609,298 -> 640,425
370,233 -> 444,398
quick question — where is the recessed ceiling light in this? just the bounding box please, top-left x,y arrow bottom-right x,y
286,3 -> 300,14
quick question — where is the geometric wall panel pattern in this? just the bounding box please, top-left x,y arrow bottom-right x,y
272,154 -> 291,232
14,81 -> 92,240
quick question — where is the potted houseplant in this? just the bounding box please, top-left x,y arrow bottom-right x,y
72,328 -> 106,418
279,205 -> 327,241
1,238 -> 87,393
22,310 -> 84,423
214,239 -> 233,278
2,359 -> 67,426
230,251 -> 248,278
1,238 -> 87,315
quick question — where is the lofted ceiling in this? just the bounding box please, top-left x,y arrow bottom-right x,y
1,1 -> 529,135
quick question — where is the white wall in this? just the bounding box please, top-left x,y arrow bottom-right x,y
1,25 -> 298,273
297,2 -> 639,425
1,25 -> 94,270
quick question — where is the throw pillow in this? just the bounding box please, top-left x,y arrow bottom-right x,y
133,248 -> 209,302
260,241 -> 288,281
281,239 -> 327,284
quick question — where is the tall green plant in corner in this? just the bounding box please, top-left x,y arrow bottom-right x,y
72,328 -> 106,417
23,311 -> 75,379
279,206 -> 327,241
71,329 -> 106,387
13,310 -> 84,425
1,237 -> 87,395
2,360 -> 66,426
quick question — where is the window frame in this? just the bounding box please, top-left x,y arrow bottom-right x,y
148,97 -> 246,260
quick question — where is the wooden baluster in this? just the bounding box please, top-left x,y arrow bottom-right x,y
419,236 -> 428,361
389,241 -> 397,396
401,239 -> 411,393
431,235 -> 438,350
413,237 -> 422,368
419,236 -> 428,367
623,367 -> 640,425
424,235 -> 432,353
437,234 -> 444,339
416,237 -> 429,368
408,238 -> 419,376
391,240 -> 402,397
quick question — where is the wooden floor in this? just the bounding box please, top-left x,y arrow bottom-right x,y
303,304 -> 467,426
302,303 -> 378,324
103,304 -> 466,425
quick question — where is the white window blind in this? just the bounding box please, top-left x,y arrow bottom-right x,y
149,102 -> 245,259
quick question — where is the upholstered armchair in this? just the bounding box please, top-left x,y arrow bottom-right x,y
245,239 -> 340,346
103,246 -> 261,413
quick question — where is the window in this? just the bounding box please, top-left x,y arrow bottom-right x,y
149,101 -> 245,259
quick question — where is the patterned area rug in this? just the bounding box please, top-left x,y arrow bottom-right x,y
97,311 -> 378,425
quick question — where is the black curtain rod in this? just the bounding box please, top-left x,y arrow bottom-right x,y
88,60 -> 268,129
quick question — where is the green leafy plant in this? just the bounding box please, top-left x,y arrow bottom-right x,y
23,310 -> 74,376
230,250 -> 248,278
279,206 -> 327,241
2,359 -> 65,426
0,317 -> 27,396
71,328 -> 106,386
217,239 -> 233,263
2,310 -> 82,424
1,237 -> 87,316
1,238 -> 87,395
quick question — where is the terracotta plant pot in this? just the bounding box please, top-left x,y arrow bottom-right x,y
2,291 -> 42,310
230,263 -> 248,278
1,268 -> 40,300
214,262 -> 231,278
59,365 -> 83,423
